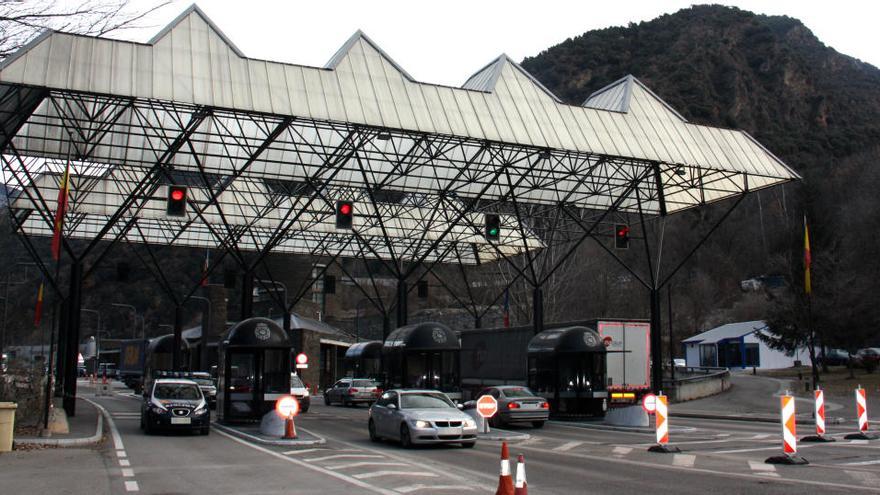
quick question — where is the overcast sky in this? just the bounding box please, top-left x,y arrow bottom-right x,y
118,1 -> 880,87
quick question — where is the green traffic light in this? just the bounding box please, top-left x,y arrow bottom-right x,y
489,228 -> 499,236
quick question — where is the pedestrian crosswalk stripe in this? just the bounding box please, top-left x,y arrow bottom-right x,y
395,484 -> 475,493
353,471 -> 439,480
673,454 -> 695,467
124,481 -> 139,492
554,441 -> 584,451
748,460 -> 776,473
306,454 -> 385,463
612,446 -> 632,456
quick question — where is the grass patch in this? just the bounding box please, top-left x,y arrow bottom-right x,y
759,366 -> 880,397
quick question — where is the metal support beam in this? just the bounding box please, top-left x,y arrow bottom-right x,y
396,279 -> 407,328
532,287 -> 544,335
650,287 -> 662,394
241,270 -> 254,320
63,260 -> 83,416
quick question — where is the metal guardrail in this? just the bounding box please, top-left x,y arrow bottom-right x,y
664,367 -> 730,385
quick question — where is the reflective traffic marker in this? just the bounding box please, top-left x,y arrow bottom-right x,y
648,393 -> 680,453
766,391 -> 808,464
477,395 -> 498,434
845,386 -> 879,440
295,352 -> 308,369
276,396 -> 300,440
802,388 -> 835,443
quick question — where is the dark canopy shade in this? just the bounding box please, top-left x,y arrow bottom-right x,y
223,317 -> 290,348
147,334 -> 191,354
383,322 -> 460,352
527,326 -> 606,354
345,341 -> 383,360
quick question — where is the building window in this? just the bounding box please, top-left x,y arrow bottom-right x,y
745,344 -> 760,367
700,344 -> 717,367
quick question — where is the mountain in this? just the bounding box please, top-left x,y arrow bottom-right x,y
521,4 -> 880,338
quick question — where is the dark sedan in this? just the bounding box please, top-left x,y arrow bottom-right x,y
140,379 -> 210,435
472,386 -> 549,428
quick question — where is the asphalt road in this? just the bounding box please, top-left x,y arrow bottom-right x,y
9,379 -> 880,494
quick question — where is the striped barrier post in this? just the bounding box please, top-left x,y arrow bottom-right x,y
495,442 -> 514,495
802,388 -> 834,442
845,386 -> 879,440
648,393 -> 680,453
766,391 -> 808,464
514,454 -> 528,495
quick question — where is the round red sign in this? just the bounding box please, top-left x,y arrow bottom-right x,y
642,393 -> 657,414
295,353 -> 308,365
476,395 -> 498,418
276,395 -> 300,417
602,335 -> 613,347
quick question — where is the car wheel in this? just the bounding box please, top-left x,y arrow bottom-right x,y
368,419 -> 380,442
531,421 -> 545,429
324,394 -> 331,406
400,424 -> 413,448
461,441 -> 476,448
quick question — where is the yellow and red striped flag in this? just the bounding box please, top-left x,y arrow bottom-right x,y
803,215 -> 811,295
34,280 -> 44,327
51,162 -> 71,260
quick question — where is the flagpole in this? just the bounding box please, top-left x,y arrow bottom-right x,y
804,214 -> 818,391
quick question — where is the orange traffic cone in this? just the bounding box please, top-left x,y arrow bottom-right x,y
283,412 -> 298,439
514,454 -> 528,494
495,442 -> 514,495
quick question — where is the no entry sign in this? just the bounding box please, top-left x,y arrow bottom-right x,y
476,395 -> 498,418
642,393 -> 657,414
276,395 -> 300,418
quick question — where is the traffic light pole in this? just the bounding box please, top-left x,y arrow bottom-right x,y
63,259 -> 83,416
396,279 -> 408,328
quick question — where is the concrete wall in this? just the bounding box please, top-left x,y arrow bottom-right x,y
666,369 -> 730,403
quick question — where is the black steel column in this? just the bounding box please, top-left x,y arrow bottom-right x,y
532,287 -> 544,334
63,260 -> 83,416
396,280 -> 408,328
173,305 -> 183,371
650,287 -> 663,394
382,315 -> 391,339
241,270 -> 254,320
55,299 -> 69,397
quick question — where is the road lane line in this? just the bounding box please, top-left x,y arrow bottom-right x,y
673,454 -> 696,467
122,468 -> 134,477
283,448 -> 329,455
846,470 -> 880,485
213,428 -> 395,494
554,441 -> 584,451
843,459 -> 880,466
353,471 -> 439,480
124,481 -> 139,492
748,460 -> 776,472
394,484 -> 475,493
119,459 -> 130,467
116,450 -> 127,458
326,461 -> 410,470
306,454 -> 386,462
612,446 -> 632,456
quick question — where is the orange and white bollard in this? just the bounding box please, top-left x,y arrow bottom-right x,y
648,393 -> 680,453
495,442 -> 514,495
513,454 -> 527,495
766,391 -> 808,464
802,388 -> 834,442
845,386 -> 878,440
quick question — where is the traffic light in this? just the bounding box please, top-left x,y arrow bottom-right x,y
166,185 -> 188,217
615,224 -> 630,249
417,279 -> 428,298
335,201 -> 354,229
485,214 -> 500,241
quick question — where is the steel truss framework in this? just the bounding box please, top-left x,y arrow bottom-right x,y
1,81 -> 794,415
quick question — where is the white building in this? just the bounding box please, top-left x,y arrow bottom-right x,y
682,320 -> 812,370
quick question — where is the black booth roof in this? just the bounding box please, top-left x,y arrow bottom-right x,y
223,317 -> 291,348
345,341 -> 383,359
147,334 -> 190,354
383,322 -> 460,352
527,326 -> 606,354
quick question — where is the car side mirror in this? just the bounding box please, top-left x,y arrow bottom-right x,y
387,403 -> 397,410
457,403 -> 464,410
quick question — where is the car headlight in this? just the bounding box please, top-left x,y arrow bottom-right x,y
194,402 -> 208,415
150,399 -> 168,413
463,419 -> 476,428
303,389 -> 310,397
414,420 -> 431,428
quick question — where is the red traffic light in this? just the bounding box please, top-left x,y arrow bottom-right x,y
339,203 -> 352,215
616,225 -> 630,237
335,201 -> 354,229
171,189 -> 185,201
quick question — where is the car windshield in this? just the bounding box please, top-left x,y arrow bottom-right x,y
353,380 -> 374,388
501,388 -> 535,398
192,378 -> 214,386
290,375 -> 305,388
154,383 -> 201,400
400,393 -> 454,409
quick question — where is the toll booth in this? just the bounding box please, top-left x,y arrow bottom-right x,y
382,322 -> 462,401
344,341 -> 383,380
527,326 -> 608,416
142,335 -> 191,395
217,318 -> 292,423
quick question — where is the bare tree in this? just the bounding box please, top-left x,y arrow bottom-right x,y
1,0 -> 169,60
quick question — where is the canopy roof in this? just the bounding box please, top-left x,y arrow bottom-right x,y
0,4 -> 798,266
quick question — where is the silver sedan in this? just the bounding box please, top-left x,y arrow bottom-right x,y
368,390 -> 478,448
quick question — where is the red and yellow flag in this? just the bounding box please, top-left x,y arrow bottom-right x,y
34,281 -> 44,327
51,162 -> 71,260
804,215 -> 812,295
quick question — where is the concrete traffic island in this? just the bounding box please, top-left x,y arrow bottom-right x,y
12,398 -> 103,448
212,413 -> 326,447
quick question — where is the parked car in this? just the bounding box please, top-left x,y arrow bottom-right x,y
290,373 -> 310,413
140,378 -> 210,435
190,372 -> 217,409
470,386 -> 549,428
854,348 -> 880,371
368,389 -> 478,448
324,378 -> 380,406
819,349 -> 850,366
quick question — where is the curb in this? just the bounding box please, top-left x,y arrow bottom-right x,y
675,412 -> 847,425
478,429 -> 530,442
550,420 -> 695,435
212,422 -> 327,446
13,399 -> 104,448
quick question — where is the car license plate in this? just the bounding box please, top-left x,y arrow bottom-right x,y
523,403 -> 538,409
171,417 -> 191,425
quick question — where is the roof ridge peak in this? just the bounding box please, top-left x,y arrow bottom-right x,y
324,30 -> 415,82
148,4 -> 245,57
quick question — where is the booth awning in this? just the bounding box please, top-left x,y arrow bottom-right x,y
527,326 -> 605,354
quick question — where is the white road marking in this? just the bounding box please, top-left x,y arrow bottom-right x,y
124,481 -> 139,492
751,434 -> 772,439
673,454 -> 696,467
353,471 -> 439,480
119,459 -> 130,467
326,461 -> 410,470
554,441 -> 584,451
850,440 -> 870,445
116,450 -> 127,458
843,459 -> 880,466
394,485 -> 475,493
306,454 -> 386,463
748,460 -> 776,472
283,448 -> 329,455
714,445 -> 809,454
213,429 -> 395,494
612,446 -> 633,456
122,468 -> 134,477
846,470 -> 880,485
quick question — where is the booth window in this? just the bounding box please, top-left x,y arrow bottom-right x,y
263,349 -> 290,393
